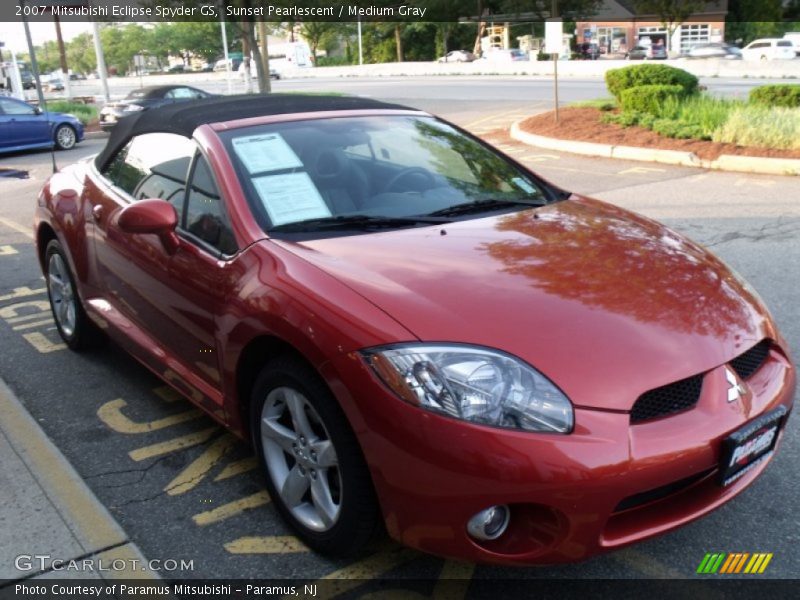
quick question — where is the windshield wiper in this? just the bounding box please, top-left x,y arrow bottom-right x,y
269,214 -> 451,233
427,198 -> 547,218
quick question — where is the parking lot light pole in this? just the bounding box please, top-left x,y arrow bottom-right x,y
91,20 -> 110,101
219,4 -> 233,95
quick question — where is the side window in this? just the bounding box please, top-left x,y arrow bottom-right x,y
100,133 -> 195,214
166,87 -> 195,99
0,98 -> 36,115
184,154 -> 237,256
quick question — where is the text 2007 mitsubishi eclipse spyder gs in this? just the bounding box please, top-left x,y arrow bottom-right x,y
34,95 -> 795,565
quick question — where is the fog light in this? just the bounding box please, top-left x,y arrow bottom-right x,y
467,505 -> 510,541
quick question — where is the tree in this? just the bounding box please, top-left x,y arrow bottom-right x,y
100,24 -> 153,75
300,22 -> 337,61
66,33 -> 96,75
172,22 -> 230,62
633,0 -> 707,52
726,0 -> 785,45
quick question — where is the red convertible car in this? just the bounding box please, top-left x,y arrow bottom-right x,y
34,95 -> 795,565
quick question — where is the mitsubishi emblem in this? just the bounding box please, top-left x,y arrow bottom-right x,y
725,368 -> 746,403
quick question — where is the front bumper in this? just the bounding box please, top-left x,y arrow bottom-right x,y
325,344 -> 795,565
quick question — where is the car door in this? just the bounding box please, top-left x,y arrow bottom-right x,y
88,133 -> 232,414
162,150 -> 239,417
0,97 -> 50,147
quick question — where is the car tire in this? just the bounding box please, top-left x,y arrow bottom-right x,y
44,240 -> 102,350
250,355 -> 382,557
54,124 -> 77,150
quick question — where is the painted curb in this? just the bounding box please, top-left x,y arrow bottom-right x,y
510,119 -> 800,176
0,377 -> 160,580
84,131 -> 109,140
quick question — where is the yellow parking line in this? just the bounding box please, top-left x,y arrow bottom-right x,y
0,287 -> 47,303
215,456 -> 258,481
97,398 -> 203,435
224,535 -> 310,554
316,547 -> 416,594
0,245 -> 18,255
464,108 -> 526,129
21,331 -> 65,353
12,318 -> 54,330
128,427 -> 218,462
0,216 -> 34,240
192,490 -> 270,526
165,433 -> 236,495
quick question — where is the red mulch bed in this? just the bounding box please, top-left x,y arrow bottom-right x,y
519,107 -> 800,161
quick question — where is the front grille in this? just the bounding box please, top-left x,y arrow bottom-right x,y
631,374 -> 704,423
730,340 -> 771,380
613,468 -> 715,513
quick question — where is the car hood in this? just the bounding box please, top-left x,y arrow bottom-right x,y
273,196 -> 775,411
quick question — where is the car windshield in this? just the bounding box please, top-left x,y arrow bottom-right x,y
220,115 -> 551,236
126,90 -> 148,99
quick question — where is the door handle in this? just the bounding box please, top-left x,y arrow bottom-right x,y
92,205 -> 103,222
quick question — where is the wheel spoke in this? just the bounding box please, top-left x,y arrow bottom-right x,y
310,475 -> 338,528
48,272 -> 63,295
261,416 -> 297,453
58,298 -> 69,322
284,389 -> 316,441
65,302 -> 76,329
310,440 -> 337,468
280,464 -> 309,507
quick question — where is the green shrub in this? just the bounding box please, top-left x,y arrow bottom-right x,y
749,84 -> 800,108
651,119 -> 705,139
605,64 -> 698,100
619,84 -> 686,115
315,56 -> 354,67
713,105 -> 800,150
571,97 -> 617,111
45,101 -> 98,125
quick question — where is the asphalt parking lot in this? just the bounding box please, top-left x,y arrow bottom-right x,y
0,100 -> 798,590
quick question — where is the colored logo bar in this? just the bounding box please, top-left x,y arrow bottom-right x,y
697,553 -> 773,574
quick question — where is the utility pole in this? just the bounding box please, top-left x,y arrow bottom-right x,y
552,0 -> 559,124
91,22 -> 110,101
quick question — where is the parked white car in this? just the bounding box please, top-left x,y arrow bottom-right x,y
783,33 -> 800,57
741,38 -> 796,61
437,50 -> 476,63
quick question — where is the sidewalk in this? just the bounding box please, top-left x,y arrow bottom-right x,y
0,378 -> 157,582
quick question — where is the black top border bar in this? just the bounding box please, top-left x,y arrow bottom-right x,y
4,0 -> 798,24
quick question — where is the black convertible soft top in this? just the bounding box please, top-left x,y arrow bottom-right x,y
94,94 -> 418,170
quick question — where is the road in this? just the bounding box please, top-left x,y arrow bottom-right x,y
49,71 -> 788,125
1,76 -> 798,590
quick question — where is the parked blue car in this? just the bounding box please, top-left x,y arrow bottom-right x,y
0,96 -> 84,154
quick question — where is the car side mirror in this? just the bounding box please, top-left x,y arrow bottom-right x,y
117,199 -> 180,255
34,106 -> 43,115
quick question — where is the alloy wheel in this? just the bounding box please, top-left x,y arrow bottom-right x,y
260,386 -> 342,531
47,252 -> 76,337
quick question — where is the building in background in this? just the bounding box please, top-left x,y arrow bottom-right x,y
577,0 -> 728,56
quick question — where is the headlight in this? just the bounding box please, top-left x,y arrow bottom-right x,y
362,344 -> 573,433
124,104 -> 144,112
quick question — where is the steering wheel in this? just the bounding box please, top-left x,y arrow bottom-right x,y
383,167 -> 436,193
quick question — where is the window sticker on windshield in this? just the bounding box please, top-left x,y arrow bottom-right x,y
512,177 -> 536,195
232,133 -> 303,174
252,172 -> 331,226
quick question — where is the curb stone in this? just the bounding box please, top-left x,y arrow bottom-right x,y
510,120 -> 800,176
